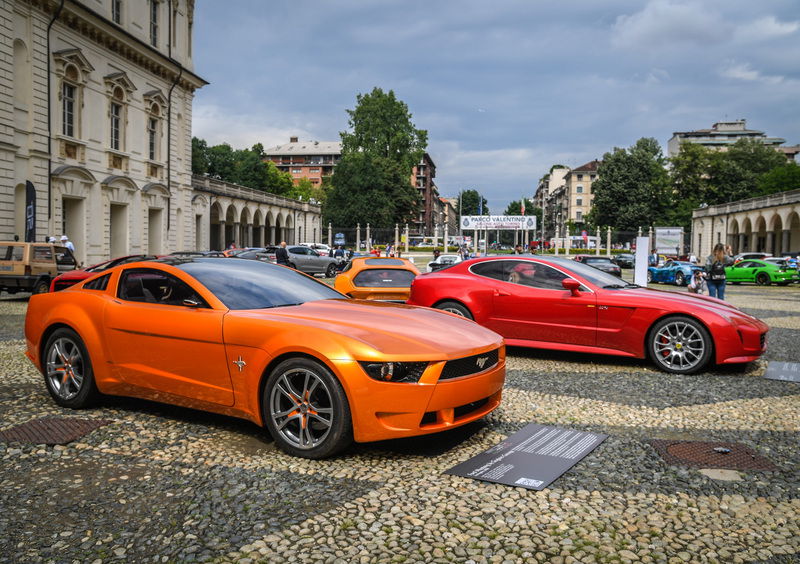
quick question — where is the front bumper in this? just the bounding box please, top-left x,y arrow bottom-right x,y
332,350 -> 506,443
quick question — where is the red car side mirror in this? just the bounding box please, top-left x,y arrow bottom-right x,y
562,278 -> 581,296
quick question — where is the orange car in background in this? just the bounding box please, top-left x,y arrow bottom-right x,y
334,257 -> 421,301
25,258 -> 504,459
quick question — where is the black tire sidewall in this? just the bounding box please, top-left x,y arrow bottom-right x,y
326,264 -> 336,278
34,280 -> 50,294
435,301 -> 473,320
648,316 -> 712,374
756,273 -> 769,285
263,357 -> 352,459
42,327 -> 99,408
675,272 -> 684,285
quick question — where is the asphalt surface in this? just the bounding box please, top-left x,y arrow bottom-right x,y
0,279 -> 797,563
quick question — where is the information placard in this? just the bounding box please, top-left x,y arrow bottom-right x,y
763,361 -> 800,382
445,423 -> 607,490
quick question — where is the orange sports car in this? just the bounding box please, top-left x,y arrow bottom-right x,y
25,258 -> 504,459
334,257 -> 421,301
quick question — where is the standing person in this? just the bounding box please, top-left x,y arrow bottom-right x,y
275,241 -> 290,266
60,235 -> 75,253
648,249 -> 658,267
705,243 -> 733,300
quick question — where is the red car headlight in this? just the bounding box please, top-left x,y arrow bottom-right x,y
359,362 -> 428,383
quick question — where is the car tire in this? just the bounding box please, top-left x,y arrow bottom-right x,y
325,264 -> 337,278
647,316 -> 712,375
675,272 -> 685,286
756,272 -> 770,286
42,328 -> 100,408
263,357 -> 352,459
646,271 -> 653,283
33,279 -> 50,294
434,301 -> 473,320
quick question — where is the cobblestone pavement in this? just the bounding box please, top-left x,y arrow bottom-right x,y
0,283 -> 798,563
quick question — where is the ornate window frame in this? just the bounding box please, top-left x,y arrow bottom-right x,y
53,49 -> 93,141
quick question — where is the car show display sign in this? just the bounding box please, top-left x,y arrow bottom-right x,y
445,423 -> 607,490
654,227 -> 683,255
461,215 -> 537,231
763,361 -> 800,382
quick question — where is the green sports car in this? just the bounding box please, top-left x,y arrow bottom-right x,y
726,259 -> 800,286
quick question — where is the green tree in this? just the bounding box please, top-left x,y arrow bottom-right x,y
324,153 -> 416,227
667,142 -> 715,229
191,137 -> 209,174
756,162 -> 800,196
340,87 -> 428,172
708,139 -> 787,203
325,88 -> 426,227
458,189 -> 489,217
206,143 -> 236,182
587,137 -> 670,231
288,177 -> 324,202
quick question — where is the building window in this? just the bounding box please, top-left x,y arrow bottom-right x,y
150,0 -> 159,47
577,174 -> 583,180
148,118 -> 158,160
112,0 -> 122,24
110,102 -> 121,150
292,169 -> 302,174
576,211 -> 583,221
576,185 -> 583,193
576,198 -> 583,206
62,81 -> 76,137
590,174 -> 596,181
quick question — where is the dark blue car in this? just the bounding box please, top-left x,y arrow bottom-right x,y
647,260 -> 703,286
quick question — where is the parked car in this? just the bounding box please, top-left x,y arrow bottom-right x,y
406,256 -> 768,374
263,245 -> 339,277
51,254 -> 157,292
612,253 -> 635,268
647,260 -> 704,286
169,251 -> 226,258
335,257 -> 420,301
733,252 -> 771,264
25,257 -> 505,459
0,242 -> 77,295
426,254 -> 462,273
573,255 -> 621,277
726,259 -> 799,286
301,242 -> 332,255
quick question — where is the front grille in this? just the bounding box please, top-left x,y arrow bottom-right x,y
760,333 -> 766,350
439,348 -> 499,380
453,397 -> 489,419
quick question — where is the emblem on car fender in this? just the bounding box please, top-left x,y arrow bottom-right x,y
232,356 -> 246,372
476,356 -> 489,369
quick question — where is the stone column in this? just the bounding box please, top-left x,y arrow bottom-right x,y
246,223 -> 253,247
394,224 -> 400,253
782,229 -> 791,255
258,225 -> 265,247
328,223 -> 332,248
606,226 -> 612,257
404,224 -> 409,255
270,226 -> 276,245
366,223 -> 371,250
738,233 -> 746,252
356,223 -> 361,251
217,221 -> 225,251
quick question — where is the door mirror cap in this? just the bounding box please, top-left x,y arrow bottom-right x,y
562,278 -> 581,296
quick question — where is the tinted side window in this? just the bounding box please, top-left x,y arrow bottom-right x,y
0,245 -> 24,261
507,263 -> 568,290
353,269 -> 416,287
33,246 -> 54,262
470,261 -> 507,281
119,269 -> 206,307
289,247 -> 307,255
84,273 -> 111,291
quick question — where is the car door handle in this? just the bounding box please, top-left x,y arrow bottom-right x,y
493,289 -> 510,297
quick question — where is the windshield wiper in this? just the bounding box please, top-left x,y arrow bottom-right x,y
602,284 -> 626,289
263,302 -> 305,309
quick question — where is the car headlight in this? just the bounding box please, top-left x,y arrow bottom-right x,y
359,361 -> 428,383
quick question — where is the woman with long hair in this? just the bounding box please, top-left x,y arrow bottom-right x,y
705,243 -> 733,299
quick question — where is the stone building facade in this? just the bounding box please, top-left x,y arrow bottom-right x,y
691,189 -> 800,258
1,1 -> 319,265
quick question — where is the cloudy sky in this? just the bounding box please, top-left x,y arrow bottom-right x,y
192,0 -> 800,213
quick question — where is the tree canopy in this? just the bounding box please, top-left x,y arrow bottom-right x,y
324,88 -> 426,227
191,137 -> 294,195
458,189 -> 489,216
587,138 -> 670,231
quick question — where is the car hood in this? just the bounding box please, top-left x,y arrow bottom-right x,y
231,299 -> 503,359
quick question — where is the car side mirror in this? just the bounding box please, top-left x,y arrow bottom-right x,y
562,278 -> 581,296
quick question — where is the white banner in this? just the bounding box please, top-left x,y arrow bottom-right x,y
461,215 -> 537,230
654,227 -> 683,255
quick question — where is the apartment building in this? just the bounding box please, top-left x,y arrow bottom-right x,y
668,119 -> 799,161
262,137 -> 341,187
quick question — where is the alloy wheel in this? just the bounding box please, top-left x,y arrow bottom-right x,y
269,367 -> 334,450
46,337 -> 86,401
652,320 -> 707,372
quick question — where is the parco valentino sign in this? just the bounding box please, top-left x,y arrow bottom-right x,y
461,215 -> 537,230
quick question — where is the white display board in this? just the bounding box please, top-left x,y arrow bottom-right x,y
634,236 -> 650,286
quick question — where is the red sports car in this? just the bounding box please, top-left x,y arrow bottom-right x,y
50,255 -> 157,292
407,256 -> 768,374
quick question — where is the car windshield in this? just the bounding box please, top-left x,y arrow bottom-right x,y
176,258 -> 344,310
545,257 -> 632,288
